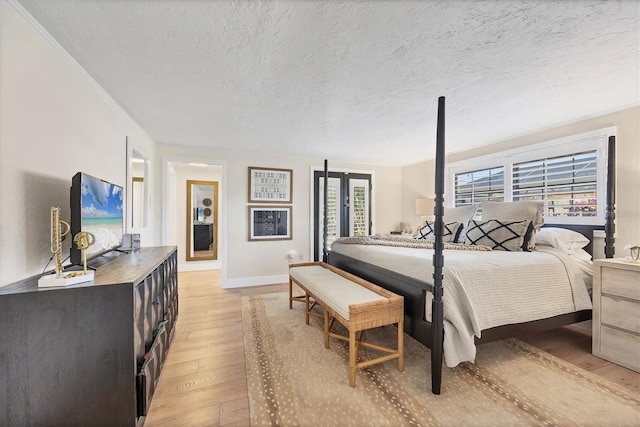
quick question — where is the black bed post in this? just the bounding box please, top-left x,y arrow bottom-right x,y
322,159 -> 329,263
605,136 -> 615,259
431,96 -> 445,395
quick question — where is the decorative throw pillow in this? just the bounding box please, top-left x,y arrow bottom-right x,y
464,219 -> 533,251
480,201 -> 544,249
416,221 -> 462,243
444,205 -> 479,243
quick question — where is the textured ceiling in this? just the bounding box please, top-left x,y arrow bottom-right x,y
15,0 -> 640,166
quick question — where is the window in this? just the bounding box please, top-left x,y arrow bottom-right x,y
512,151 -> 598,218
446,128 -> 613,225
454,166 -> 504,206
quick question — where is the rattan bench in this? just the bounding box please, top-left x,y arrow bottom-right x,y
288,262 -> 404,387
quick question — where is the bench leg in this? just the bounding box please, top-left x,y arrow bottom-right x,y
288,277 -> 293,309
324,311 -> 330,348
397,320 -> 404,372
304,294 -> 310,325
349,329 -> 357,387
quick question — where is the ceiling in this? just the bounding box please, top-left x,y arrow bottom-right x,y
15,0 -> 640,166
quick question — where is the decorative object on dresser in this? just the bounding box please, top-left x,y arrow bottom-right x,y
38,207 -> 96,287
592,258 -> 640,373
0,246 -> 178,426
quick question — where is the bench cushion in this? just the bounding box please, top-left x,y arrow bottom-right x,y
289,265 -> 385,320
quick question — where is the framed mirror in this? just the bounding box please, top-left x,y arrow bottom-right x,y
130,150 -> 148,228
186,180 -> 218,261
126,137 -> 149,231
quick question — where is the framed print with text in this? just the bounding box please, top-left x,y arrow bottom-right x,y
248,167 -> 292,203
248,206 -> 292,241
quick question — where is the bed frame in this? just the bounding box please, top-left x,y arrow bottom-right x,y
327,97 -> 616,394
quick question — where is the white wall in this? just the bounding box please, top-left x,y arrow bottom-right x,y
157,143 -> 402,288
401,106 -> 640,256
0,1 -> 159,286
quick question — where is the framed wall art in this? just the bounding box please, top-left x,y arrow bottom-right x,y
248,167 -> 292,203
248,206 -> 292,241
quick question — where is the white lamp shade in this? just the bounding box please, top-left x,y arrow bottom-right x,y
415,198 -> 434,216
415,198 -> 435,223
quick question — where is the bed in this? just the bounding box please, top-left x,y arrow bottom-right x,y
326,97 -> 616,394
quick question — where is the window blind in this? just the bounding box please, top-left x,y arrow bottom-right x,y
512,150 -> 597,217
454,167 -> 504,207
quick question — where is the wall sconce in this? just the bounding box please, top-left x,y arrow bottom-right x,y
415,197 -> 435,224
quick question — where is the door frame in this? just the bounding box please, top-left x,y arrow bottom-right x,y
162,156 -> 227,275
308,165 -> 376,261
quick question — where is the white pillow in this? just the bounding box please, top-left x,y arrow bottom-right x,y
535,227 -> 589,255
444,205 -> 479,224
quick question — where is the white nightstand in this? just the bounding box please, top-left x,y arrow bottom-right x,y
592,258 -> 640,372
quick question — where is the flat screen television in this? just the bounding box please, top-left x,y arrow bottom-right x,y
70,172 -> 124,266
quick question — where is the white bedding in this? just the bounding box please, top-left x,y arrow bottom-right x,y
330,242 -> 592,367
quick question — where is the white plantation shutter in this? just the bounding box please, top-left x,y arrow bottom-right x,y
454,167 -> 504,207
349,179 -> 370,237
447,128 -> 611,225
318,177 -> 341,255
513,151 -> 598,218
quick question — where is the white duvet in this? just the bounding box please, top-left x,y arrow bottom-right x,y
330,243 -> 592,367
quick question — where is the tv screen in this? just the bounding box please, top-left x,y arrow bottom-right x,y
70,172 -> 124,265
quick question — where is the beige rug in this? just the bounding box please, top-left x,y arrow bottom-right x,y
242,292 -> 639,426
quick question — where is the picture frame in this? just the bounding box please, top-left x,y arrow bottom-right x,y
248,167 -> 293,203
249,206 -> 292,241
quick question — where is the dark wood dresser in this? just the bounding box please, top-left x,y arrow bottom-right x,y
0,246 -> 178,426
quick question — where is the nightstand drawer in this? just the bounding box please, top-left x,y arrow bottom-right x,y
597,326 -> 640,372
601,295 -> 640,334
601,267 -> 640,300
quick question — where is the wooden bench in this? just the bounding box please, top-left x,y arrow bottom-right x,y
288,262 -> 404,387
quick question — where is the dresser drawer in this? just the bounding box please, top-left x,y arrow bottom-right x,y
601,267 -> 640,300
596,326 -> 640,372
601,295 -> 640,334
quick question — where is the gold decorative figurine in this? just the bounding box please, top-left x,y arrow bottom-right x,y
50,207 -> 71,278
38,207 -> 96,287
74,231 -> 96,274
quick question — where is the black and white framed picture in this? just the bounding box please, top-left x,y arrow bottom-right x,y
248,206 -> 292,241
248,167 -> 293,203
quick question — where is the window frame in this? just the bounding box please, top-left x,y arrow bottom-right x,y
445,127 -> 614,225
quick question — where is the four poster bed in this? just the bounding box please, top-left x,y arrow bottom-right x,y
326,97 -> 616,394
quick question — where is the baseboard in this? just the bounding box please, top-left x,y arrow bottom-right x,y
179,261 -> 221,272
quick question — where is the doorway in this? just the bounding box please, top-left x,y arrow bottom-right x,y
313,171 -> 372,261
164,160 -> 225,272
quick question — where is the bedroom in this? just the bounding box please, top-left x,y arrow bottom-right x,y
0,0 -> 638,425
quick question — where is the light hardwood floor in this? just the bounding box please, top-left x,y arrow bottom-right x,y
145,269 -> 639,426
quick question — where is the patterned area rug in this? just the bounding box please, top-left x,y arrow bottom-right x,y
242,292 -> 639,426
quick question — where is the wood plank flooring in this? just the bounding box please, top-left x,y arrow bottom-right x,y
145,270 -> 639,426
